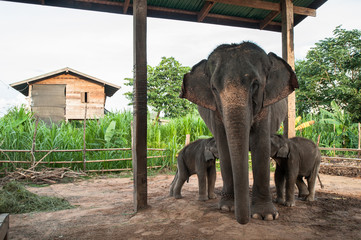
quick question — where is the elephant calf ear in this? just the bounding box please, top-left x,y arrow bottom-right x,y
263,53 -> 299,107
180,60 -> 217,111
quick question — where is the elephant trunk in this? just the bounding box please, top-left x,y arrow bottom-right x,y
223,104 -> 251,224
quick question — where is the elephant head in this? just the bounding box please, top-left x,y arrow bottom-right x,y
180,42 -> 298,224
204,138 -> 219,160
271,134 -> 290,165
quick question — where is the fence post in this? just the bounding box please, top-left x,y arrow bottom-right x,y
83,104 -> 87,171
31,117 -> 39,164
357,123 -> 361,158
185,134 -> 190,146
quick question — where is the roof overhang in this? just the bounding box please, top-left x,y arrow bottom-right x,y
10,67 -> 120,97
2,0 -> 327,32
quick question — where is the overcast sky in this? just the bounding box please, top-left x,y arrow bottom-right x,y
0,1 -> 360,115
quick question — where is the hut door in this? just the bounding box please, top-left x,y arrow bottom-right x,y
31,84 -> 66,123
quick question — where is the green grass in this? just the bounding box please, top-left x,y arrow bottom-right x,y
0,106 -> 359,173
0,181 -> 74,214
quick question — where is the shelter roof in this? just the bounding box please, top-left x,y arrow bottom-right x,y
10,67 -> 121,97
4,0 -> 327,32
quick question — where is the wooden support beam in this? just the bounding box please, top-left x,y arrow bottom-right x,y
260,11 -> 280,30
212,0 -> 316,17
132,0 -> 148,211
281,0 -> 296,139
123,0 -> 130,14
198,1 -> 215,22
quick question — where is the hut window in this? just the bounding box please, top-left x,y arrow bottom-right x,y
81,92 -> 89,103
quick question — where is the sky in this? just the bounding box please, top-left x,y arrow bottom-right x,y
0,1 -> 360,115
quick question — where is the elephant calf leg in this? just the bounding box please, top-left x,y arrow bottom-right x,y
274,167 -> 285,204
305,165 -> 320,201
285,176 -> 296,207
207,166 -> 217,199
197,173 -> 208,201
296,176 -> 309,198
173,176 -> 187,199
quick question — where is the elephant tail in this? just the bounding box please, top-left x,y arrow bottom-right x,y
169,169 -> 179,196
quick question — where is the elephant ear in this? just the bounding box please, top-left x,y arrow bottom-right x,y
180,60 -> 216,111
263,52 -> 299,108
276,143 -> 290,159
204,148 -> 215,161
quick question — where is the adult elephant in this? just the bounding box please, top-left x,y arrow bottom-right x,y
180,42 -> 298,224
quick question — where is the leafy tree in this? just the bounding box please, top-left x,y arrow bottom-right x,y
124,57 -> 196,119
295,26 -> 361,122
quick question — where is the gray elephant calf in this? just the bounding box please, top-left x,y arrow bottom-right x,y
169,138 -> 219,201
271,134 -> 321,207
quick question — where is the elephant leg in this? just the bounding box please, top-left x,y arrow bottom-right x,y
169,170 -> 178,197
207,166 -> 217,199
214,123 -> 234,210
173,175 -> 188,199
285,171 -> 297,207
250,123 -> 278,221
296,176 -> 309,198
274,166 -> 285,204
305,163 -> 320,201
197,171 -> 208,201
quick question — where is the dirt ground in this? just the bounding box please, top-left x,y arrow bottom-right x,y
8,172 -> 361,240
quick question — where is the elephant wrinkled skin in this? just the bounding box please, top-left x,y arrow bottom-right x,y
180,42 -> 298,224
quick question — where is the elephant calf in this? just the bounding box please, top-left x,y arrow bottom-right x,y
169,138 -> 219,201
270,134 -> 321,207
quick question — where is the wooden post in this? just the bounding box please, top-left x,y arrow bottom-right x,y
185,134 -> 191,146
357,123 -> 361,158
0,214 -> 9,240
83,104 -> 87,171
281,0 -> 296,138
133,0 -> 148,211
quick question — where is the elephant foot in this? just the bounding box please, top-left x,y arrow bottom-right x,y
208,193 -> 217,199
251,202 -> 279,221
284,200 -> 295,207
274,197 -> 285,205
304,195 -> 315,202
198,195 -> 208,201
218,191 -> 234,211
298,191 -> 309,198
174,194 -> 183,199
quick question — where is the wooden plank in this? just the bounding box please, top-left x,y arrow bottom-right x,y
198,1 -> 214,22
260,11 -> 280,30
281,0 -> 296,139
133,0 -> 148,211
123,0 -> 130,13
319,147 -> 361,152
0,214 -> 9,240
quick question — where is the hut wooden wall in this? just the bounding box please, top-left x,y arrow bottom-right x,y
31,73 -> 105,121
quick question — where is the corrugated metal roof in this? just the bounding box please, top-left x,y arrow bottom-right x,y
10,67 -> 120,97
4,0 -> 327,32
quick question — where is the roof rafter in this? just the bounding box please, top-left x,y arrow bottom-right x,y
212,0 -> 316,17
198,1 -> 215,22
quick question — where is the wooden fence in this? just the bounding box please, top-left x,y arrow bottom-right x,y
319,147 -> 361,171
0,147 -> 166,173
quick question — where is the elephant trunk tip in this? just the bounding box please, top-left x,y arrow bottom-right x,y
236,215 -> 250,225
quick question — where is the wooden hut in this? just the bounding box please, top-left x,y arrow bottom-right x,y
10,67 -> 120,123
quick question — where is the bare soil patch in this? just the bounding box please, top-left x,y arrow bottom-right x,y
8,172 -> 361,240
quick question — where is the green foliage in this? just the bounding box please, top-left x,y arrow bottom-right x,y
295,26 -> 361,122
0,181 -> 73,214
124,56 -> 196,118
0,106 -> 211,172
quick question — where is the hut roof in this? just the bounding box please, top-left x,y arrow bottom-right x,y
10,67 -> 121,97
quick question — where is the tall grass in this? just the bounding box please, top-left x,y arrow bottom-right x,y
0,106 -> 211,172
1,106 -> 359,173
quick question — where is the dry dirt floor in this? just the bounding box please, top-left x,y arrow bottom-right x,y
8,172 -> 361,240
